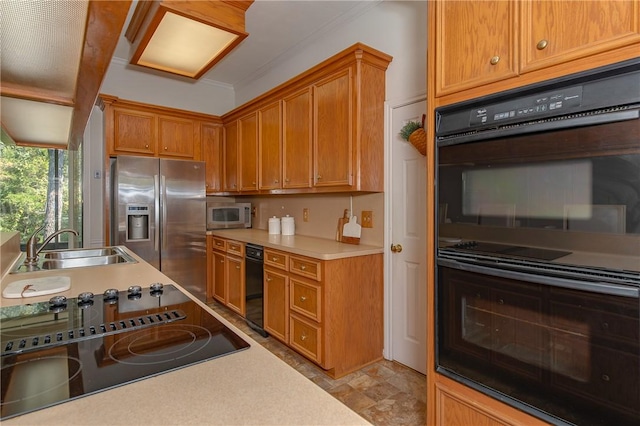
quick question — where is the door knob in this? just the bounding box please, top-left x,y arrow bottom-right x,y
391,244 -> 403,253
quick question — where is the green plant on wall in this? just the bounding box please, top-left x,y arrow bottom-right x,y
399,120 -> 422,141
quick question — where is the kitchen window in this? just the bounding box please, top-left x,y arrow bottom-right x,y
0,143 -> 82,248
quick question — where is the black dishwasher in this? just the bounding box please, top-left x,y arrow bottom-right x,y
245,243 -> 268,337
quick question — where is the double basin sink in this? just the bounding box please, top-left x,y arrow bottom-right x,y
12,246 -> 137,273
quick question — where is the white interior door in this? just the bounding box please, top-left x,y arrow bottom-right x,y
388,98 -> 427,374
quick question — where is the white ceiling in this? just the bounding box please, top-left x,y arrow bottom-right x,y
112,0 -> 381,87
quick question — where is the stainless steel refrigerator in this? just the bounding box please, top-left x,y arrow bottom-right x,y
111,155 -> 206,301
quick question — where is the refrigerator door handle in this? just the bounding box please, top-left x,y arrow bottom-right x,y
161,174 -> 168,251
154,174 -> 160,252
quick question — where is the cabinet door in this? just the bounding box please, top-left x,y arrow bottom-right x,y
282,88 -> 313,189
259,101 -> 282,190
520,0 -> 640,73
264,268 -> 289,342
239,112 -> 258,192
313,69 -> 353,188
226,255 -> 245,316
223,120 -> 239,192
212,250 -> 226,304
112,107 -> 156,155
434,0 -> 518,96
202,122 -> 222,193
157,115 -> 195,158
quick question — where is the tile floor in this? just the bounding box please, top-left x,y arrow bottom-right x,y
208,302 -> 427,425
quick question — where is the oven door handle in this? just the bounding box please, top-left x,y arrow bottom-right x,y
438,257 -> 640,298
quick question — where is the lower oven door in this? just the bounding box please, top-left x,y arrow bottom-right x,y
436,258 -> 640,426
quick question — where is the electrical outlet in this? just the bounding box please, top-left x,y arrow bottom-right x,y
361,211 -> 373,228
303,208 -> 309,222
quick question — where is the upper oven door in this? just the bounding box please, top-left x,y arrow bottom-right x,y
435,60 -> 640,274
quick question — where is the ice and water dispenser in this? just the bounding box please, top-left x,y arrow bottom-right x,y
126,204 -> 150,241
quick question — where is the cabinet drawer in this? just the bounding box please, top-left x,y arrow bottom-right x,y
212,237 -> 226,251
290,313 -> 322,364
289,255 -> 321,281
290,278 -> 321,322
264,249 -> 288,270
226,240 -> 244,257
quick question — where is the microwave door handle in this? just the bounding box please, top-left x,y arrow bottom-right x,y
154,174 -> 160,252
438,257 -> 640,299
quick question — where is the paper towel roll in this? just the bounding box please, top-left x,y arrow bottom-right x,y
281,215 -> 295,235
268,216 -> 281,234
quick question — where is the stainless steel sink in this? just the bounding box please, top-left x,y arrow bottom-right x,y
11,246 -> 137,273
43,247 -> 121,260
41,254 -> 131,269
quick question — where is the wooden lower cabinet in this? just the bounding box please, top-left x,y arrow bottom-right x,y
434,376 -> 550,426
264,248 -> 383,378
264,267 -> 289,342
207,235 -> 245,315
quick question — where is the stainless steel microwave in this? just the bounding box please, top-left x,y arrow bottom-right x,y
206,202 -> 251,230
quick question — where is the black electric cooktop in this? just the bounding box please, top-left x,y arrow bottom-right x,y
0,284 -> 250,420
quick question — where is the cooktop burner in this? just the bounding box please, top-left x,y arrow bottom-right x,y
0,284 -> 250,420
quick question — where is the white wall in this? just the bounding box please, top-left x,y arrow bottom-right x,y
235,0 -> 427,106
99,58 -> 236,116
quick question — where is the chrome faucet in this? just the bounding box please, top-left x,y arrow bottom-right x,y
24,225 -> 79,266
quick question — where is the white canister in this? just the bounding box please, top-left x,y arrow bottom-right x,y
281,215 -> 295,235
268,216 -> 281,234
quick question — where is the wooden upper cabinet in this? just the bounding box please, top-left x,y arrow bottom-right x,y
99,95 -> 214,160
313,68 -> 353,188
112,107 -> 157,155
520,0 -> 640,73
203,123 -> 222,193
432,0 -> 640,99
239,112 -> 258,192
435,0 -> 517,96
258,101 -> 282,190
220,44 -> 391,195
282,88 -> 312,189
157,114 -> 195,158
223,120 -> 239,192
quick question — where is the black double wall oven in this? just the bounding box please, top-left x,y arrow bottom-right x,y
435,59 -> 640,426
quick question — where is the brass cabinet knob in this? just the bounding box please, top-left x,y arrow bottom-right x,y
300,264 -> 306,270
164,146 -> 168,150
536,39 -> 548,50
300,333 -> 307,341
316,175 -> 322,180
300,296 -> 307,302
489,56 -> 500,65
390,244 -> 403,253
145,144 -> 149,148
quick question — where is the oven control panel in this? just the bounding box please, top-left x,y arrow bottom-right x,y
469,86 -> 583,127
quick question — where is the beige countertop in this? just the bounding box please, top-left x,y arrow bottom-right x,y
208,229 -> 383,260
0,248 -> 369,425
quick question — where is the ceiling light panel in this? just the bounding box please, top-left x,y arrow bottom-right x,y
1,97 -> 73,146
0,0 -> 88,97
137,11 -> 238,77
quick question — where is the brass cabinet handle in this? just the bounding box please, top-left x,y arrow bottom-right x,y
536,39 -> 548,50
489,56 -> 500,65
266,277 -> 272,282
300,296 -> 307,302
300,333 -> 307,341
145,144 -> 149,148
274,179 -> 279,183
285,178 -> 290,183
164,146 -> 168,150
300,264 -> 307,270
390,244 -> 403,253
236,265 -> 240,269
316,175 -> 322,180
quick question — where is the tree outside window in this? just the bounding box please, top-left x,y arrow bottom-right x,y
0,143 -> 82,249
